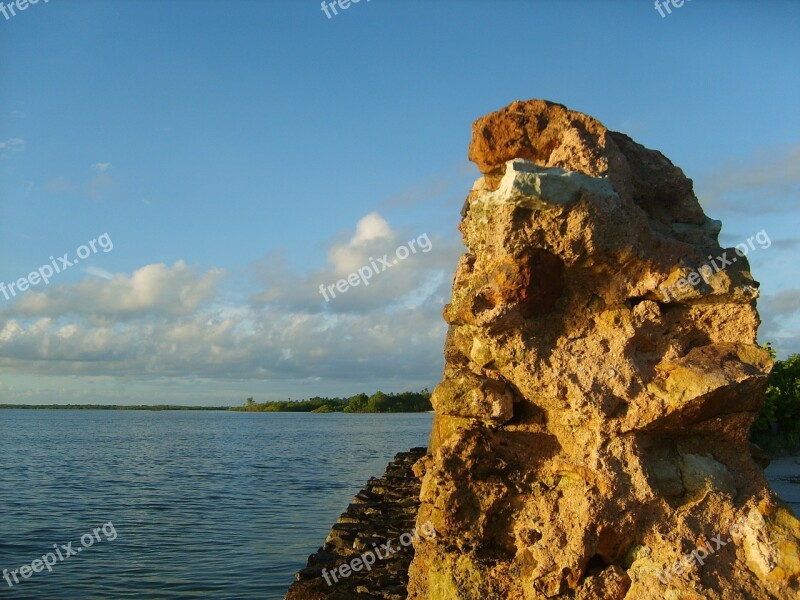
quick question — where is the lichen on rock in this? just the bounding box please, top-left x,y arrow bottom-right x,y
407,99 -> 800,599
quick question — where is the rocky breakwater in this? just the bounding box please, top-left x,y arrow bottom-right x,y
286,448 -> 427,600
407,99 -> 800,599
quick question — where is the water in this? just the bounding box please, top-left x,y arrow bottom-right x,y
0,410 -> 433,599
764,456 -> 800,519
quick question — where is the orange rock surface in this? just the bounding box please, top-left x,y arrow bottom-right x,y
407,99 -> 800,599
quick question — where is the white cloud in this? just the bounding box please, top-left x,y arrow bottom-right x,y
85,266 -> 115,280
0,214 -> 460,393
378,161 -> 473,210
86,172 -> 113,200
0,138 -> 25,159
45,177 -> 72,194
45,164 -> 115,200
327,213 -> 394,274
697,145 -> 800,213
763,289 -> 800,318
252,212 -> 462,314
9,261 -> 223,320
0,302 -> 447,381
352,212 -> 392,244
758,289 -> 800,359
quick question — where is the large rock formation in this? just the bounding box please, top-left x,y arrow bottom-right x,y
407,99 -> 800,599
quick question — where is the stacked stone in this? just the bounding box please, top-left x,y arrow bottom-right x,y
285,447 -> 426,600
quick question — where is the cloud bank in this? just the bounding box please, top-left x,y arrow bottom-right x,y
0,214 -> 462,398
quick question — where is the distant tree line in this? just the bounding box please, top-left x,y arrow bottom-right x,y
751,347 -> 800,455
233,390 -> 432,413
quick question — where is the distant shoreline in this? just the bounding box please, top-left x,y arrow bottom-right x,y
0,404 -> 235,411
0,391 -> 434,413
0,404 -> 434,412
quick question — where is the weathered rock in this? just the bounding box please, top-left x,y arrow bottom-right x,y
407,99 -> 800,599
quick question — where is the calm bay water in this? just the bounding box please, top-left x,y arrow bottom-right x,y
0,410 -> 433,599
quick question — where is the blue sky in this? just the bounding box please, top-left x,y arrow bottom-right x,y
0,0 -> 798,404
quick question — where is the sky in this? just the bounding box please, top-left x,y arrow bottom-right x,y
0,0 -> 798,405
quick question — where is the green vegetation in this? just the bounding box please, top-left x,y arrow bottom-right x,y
751,347 -> 800,455
233,390 -> 432,413
0,391 -> 433,413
